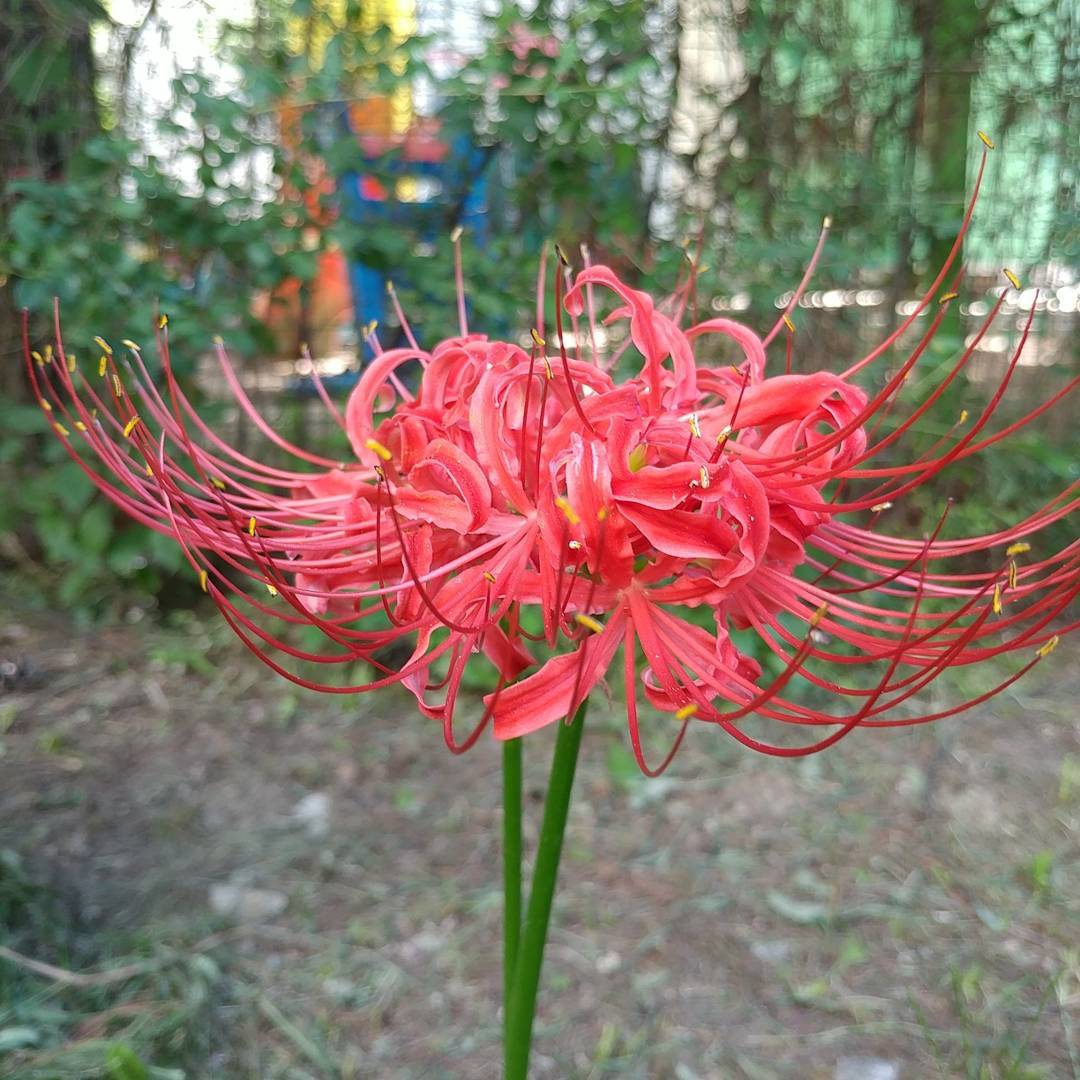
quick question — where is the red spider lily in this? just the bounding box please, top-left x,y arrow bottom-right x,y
25,145 -> 1078,773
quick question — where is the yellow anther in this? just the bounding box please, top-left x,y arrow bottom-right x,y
871,501 -> 893,513
628,444 -> 648,472
53,422 -> 70,437
385,280 -> 396,296
374,464 -> 386,481
198,569 -> 208,592
43,344 -> 53,364
575,612 -> 604,635
247,516 -> 257,536
122,415 -> 141,438
213,335 -> 224,346
992,583 -> 1003,614
715,425 -> 733,444
554,497 -> 580,526
810,603 -> 829,628
554,243 -> 569,267
959,409 -> 969,424
822,215 -> 833,229
597,506 -> 608,522
688,413 -> 702,438
98,355 -> 108,377
530,328 -> 546,348
266,583 -> 278,597
542,355 -> 554,380
112,374 -> 124,398
122,339 -> 140,351
365,437 -> 393,462
74,421 -> 87,432
67,353 -> 77,373
977,130 -> 995,150
782,313 -> 796,334
1003,268 -> 1021,290
158,313 -> 169,329
94,336 -> 112,355
938,292 -> 958,304
145,463 -> 153,477
483,571 -> 496,583
363,320 -> 378,338
450,225 -> 463,243
38,398 -> 52,412
1036,635 -> 1059,659
1006,542 -> 1030,557
1008,560 -> 1018,590
32,350 -> 44,365
675,703 -> 699,721
210,477 -> 226,490
699,465 -> 710,489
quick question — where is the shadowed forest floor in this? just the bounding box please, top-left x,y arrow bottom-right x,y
1,580 -> 1078,1079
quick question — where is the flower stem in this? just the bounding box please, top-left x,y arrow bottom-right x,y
504,700 -> 587,1079
502,736 -> 522,1040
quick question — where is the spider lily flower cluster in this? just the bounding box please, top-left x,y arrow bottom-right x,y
26,151 -> 1078,773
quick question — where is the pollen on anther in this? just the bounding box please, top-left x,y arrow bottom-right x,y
675,703 -> 698,721
210,477 -> 226,490
574,612 -> 603,634
53,422 -> 70,437
248,516 -> 257,536
992,583 -> 1003,614
870,501 -> 893,513
365,438 -> 393,462
938,292 -> 959,304
112,374 -> 124,398
158,313 -> 169,329
198,569 -> 208,592
32,350 -> 44,366
1036,635 -> 1060,659
122,339 -> 140,352
66,353 -> 77,373
93,336 -> 112,355
483,571 -> 496,583
715,425 -> 733,444
1008,560 -> 1018,590
266,583 -> 278,597
122,415 -> 141,438
810,603 -> 829,628
1006,542 -> 1031,557
1003,268 -> 1021,290
977,130 -> 995,150
782,314 -> 796,333
38,398 -> 52,412
98,356 -> 108,377
699,465 -> 710,489
555,497 -> 581,526
597,507 -> 608,522
530,328 -> 546,348
688,413 -> 702,438
959,409 -> 969,423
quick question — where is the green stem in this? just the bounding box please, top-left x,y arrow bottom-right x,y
502,736 -> 522,1041
504,700 -> 587,1079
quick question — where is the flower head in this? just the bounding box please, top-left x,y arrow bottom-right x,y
27,144 -> 1078,772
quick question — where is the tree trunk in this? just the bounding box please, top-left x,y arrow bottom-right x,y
0,0 -> 103,400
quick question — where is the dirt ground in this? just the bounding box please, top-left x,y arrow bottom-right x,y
1,581 -> 1078,1079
